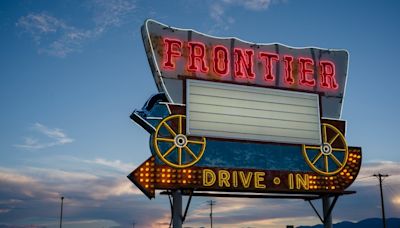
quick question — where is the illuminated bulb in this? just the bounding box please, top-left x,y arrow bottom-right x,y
140,168 -> 144,171
188,170 -> 192,173
146,162 -> 149,166
145,168 -> 149,171
167,174 -> 171,178
140,179 -> 143,182
162,169 -> 165,172
183,170 -> 186,173
183,180 -> 186,184
145,185 -> 149,188
140,173 -> 143,177
145,173 -> 149,177
146,179 -> 149,182
167,180 -> 170,183
349,176 -> 353,179
167,169 -> 171,172
162,180 -> 165,183
188,175 -> 192,178
162,174 -> 165,177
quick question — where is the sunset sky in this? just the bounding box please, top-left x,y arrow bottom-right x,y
1,0 -> 400,227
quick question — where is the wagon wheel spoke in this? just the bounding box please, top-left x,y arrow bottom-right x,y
322,125 -> 328,143
329,133 -> 340,145
187,139 -> 206,145
178,115 -> 182,134
163,122 -> 176,137
162,145 -> 177,158
324,155 -> 329,172
332,148 -> 347,152
306,146 -> 321,150
311,152 -> 323,165
156,138 -> 175,143
178,147 -> 182,165
329,153 -> 343,167
184,146 -> 198,160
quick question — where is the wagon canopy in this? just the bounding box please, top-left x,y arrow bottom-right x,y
141,19 -> 349,120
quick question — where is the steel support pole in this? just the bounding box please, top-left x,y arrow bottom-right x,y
172,190 -> 182,228
322,196 -> 332,228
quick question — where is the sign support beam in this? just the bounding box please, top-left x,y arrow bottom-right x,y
322,196 -> 333,228
172,190 -> 183,228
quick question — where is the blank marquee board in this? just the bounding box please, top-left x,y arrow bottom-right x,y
186,79 -> 321,145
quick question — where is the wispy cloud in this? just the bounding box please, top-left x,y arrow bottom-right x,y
84,158 -> 135,173
16,0 -> 136,57
15,123 -> 74,150
208,0 -> 285,33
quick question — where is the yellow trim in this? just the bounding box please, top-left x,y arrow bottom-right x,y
302,123 -> 348,176
153,114 -> 206,169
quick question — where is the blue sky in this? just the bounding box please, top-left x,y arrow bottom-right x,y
1,0 -> 400,227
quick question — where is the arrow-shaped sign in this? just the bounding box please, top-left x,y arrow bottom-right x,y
128,147 -> 361,199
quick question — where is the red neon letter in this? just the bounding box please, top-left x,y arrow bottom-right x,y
213,45 -> 229,76
234,48 -> 255,79
320,61 -> 338,89
187,41 -> 209,73
163,38 -> 182,70
259,52 -> 279,81
283,55 -> 294,85
299,57 -> 316,87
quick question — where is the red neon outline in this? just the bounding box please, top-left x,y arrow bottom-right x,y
212,45 -> 229,76
283,55 -> 295,85
259,52 -> 279,82
299,57 -> 316,87
320,60 -> 338,89
187,41 -> 209,73
234,48 -> 255,79
163,38 -> 182,70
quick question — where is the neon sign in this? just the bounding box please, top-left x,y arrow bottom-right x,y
162,39 -> 339,90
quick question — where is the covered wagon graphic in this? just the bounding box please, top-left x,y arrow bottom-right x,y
129,20 -> 361,198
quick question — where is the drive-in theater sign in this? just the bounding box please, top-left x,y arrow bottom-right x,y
127,19 -> 361,226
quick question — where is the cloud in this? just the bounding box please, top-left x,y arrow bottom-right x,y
208,0 -> 284,33
16,0 -> 136,57
84,158 -> 135,173
1,160 -> 399,227
0,163 -> 165,227
15,123 -> 74,150
222,0 -> 275,10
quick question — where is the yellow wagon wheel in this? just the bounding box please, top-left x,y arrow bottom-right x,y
303,123 -> 348,176
153,114 -> 206,168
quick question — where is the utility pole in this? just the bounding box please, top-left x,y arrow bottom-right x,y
59,196 -> 64,228
207,200 -> 216,228
374,173 -> 389,228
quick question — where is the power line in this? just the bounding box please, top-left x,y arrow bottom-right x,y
59,196 -> 64,228
207,200 -> 216,228
373,173 -> 389,228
